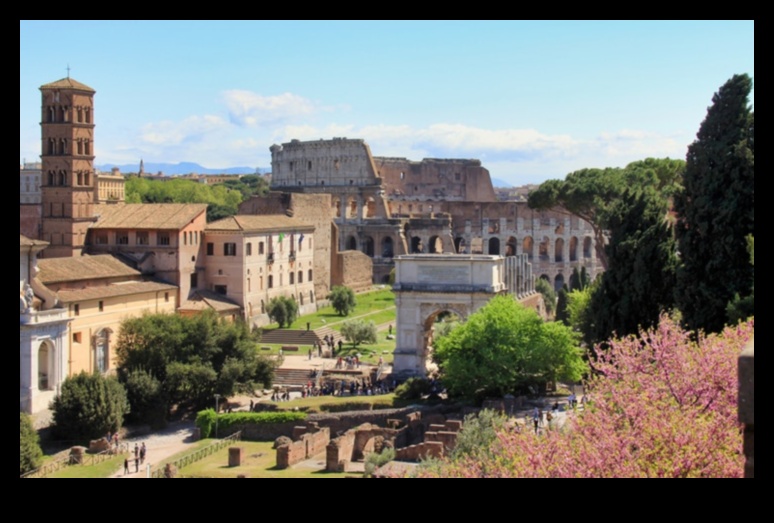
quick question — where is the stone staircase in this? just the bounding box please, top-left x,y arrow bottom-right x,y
260,327 -> 345,348
273,368 -> 316,389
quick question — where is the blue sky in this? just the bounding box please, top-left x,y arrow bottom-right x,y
20,20 -> 754,186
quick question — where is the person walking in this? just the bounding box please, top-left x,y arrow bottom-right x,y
124,458 -> 130,476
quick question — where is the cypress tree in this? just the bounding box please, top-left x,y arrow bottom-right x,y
675,74 -> 754,333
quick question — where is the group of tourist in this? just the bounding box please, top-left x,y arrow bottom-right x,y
122,442 -> 147,476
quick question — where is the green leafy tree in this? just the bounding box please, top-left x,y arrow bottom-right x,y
116,311 -> 275,414
20,413 -> 43,475
566,286 -> 595,346
433,296 -> 587,400
340,319 -> 377,348
450,409 -> 508,461
675,73 -> 754,333
529,158 -> 684,270
587,190 -> 678,345
330,285 -> 357,316
51,372 -> 130,441
555,286 -> 570,325
569,267 -> 590,292
266,295 -> 299,328
123,369 -> 167,428
535,278 -> 556,316
727,236 -> 755,324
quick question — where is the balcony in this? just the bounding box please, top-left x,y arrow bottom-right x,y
289,251 -> 297,262
267,252 -> 275,264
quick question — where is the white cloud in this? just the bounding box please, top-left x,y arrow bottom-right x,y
223,90 -> 316,127
139,115 -> 227,146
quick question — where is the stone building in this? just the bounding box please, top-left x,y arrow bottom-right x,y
95,167 -> 126,203
86,203 -> 208,306
204,215 -> 316,325
269,138 -> 600,288
20,163 -> 42,239
39,77 -> 97,258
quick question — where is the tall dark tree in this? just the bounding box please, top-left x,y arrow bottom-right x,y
588,190 -> 677,345
555,286 -> 570,325
675,74 -> 754,333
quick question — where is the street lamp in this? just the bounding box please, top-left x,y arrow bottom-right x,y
214,394 -> 221,439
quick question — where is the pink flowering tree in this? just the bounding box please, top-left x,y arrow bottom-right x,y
418,315 -> 753,478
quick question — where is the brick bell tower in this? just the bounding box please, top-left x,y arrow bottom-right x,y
39,76 -> 97,258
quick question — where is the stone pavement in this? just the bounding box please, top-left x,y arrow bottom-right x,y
110,420 -> 197,479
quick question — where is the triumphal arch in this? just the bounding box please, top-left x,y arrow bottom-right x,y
391,254 -> 535,379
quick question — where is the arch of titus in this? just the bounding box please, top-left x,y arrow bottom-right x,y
391,254 -> 536,378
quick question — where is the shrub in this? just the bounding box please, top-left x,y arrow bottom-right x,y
330,286 -> 356,317
196,410 -> 307,439
20,413 -> 43,475
51,372 -> 130,441
317,399 -> 394,413
267,296 -> 299,328
364,447 -> 396,478
394,378 -> 432,400
340,319 -> 377,348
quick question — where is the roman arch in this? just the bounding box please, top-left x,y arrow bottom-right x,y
391,254 -> 510,379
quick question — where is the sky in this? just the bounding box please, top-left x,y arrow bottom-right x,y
20,20 -> 754,186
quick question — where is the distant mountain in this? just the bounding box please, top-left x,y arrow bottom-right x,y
491,178 -> 513,188
97,162 -> 270,176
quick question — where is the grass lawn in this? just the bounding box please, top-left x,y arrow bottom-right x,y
177,441 -> 357,478
46,454 -> 126,479
272,393 -> 398,413
263,288 -> 395,332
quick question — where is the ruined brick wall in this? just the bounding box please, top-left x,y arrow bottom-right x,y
333,251 -> 373,292
394,441 -> 445,462
239,192 -> 335,299
327,431 -> 356,472
276,426 -> 331,469
739,339 -> 754,478
271,138 -> 379,189
20,205 -> 41,240
375,157 -> 497,203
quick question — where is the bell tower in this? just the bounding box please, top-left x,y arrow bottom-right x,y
40,77 -> 97,258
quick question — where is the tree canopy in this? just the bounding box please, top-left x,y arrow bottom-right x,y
433,296 -> 587,400
528,158 -> 685,269
418,315 -> 753,478
20,413 -> 43,475
266,295 -> 299,328
330,285 -> 357,317
675,73 -> 755,333
586,189 -> 678,345
340,319 -> 378,348
51,372 -> 130,441
115,311 -> 275,414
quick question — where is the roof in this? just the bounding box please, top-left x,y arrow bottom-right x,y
55,281 -> 177,303
91,203 -> 207,230
206,215 -> 314,234
37,255 -> 139,284
40,77 -> 95,93
20,234 -> 48,248
179,290 -> 241,313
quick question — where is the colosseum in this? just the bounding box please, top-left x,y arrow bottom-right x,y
270,137 -> 601,289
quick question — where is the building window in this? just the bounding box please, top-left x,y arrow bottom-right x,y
214,285 -> 228,295
98,301 -> 104,312
308,270 -> 313,282
190,273 -> 198,289
224,243 -> 237,256
259,242 -> 265,255
158,233 -> 170,246
116,232 -> 129,245
72,332 -> 82,344
298,271 -> 303,284
207,243 -> 214,256
289,272 -> 295,285
246,243 -> 252,256
136,232 -> 149,245
165,292 -> 170,303
73,304 -> 80,316
95,233 -> 108,245
268,275 -> 274,289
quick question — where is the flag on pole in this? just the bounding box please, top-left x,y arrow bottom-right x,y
278,233 -> 285,243
299,234 -> 305,245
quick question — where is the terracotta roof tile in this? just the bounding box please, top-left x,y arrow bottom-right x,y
40,77 -> 95,92
20,234 -> 48,247
91,203 -> 207,230
206,215 -> 313,233
37,255 -> 139,284
179,290 -> 241,313
56,281 -> 176,303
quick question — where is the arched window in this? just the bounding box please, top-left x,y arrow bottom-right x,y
38,343 -> 52,391
298,271 -> 303,284
290,272 -> 295,285
308,270 -> 313,282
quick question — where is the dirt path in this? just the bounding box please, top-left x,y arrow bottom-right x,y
110,420 -> 197,478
